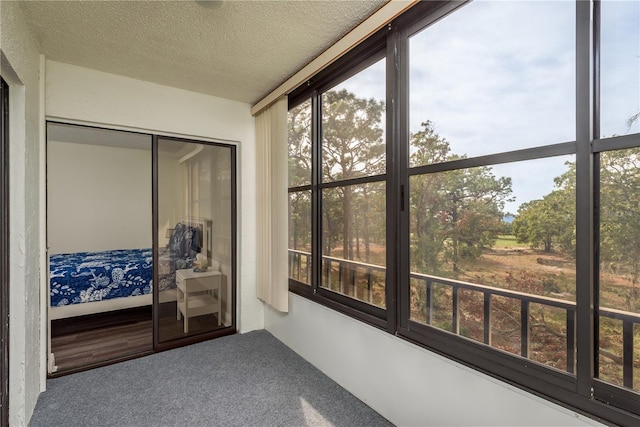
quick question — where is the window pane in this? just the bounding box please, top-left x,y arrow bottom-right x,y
600,0 -> 640,137
598,147 -> 640,391
409,0 -> 575,165
322,182 -> 386,308
321,58 -> 386,181
289,190 -> 312,285
409,156 -> 577,372
288,99 -> 312,187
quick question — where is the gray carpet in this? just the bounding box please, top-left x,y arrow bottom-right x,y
30,330 -> 393,426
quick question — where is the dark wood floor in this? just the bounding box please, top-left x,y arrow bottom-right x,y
51,305 -> 224,373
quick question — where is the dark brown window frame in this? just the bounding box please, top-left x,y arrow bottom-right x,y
1,76 -> 9,427
287,1 -> 640,425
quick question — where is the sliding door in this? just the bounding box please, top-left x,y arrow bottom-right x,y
47,123 -> 153,373
155,137 -> 236,345
46,124 -> 237,370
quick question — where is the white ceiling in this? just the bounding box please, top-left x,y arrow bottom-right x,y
18,0 -> 388,105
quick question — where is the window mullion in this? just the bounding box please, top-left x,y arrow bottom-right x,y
385,23 -> 399,333
311,90 -> 322,295
575,0 -> 595,399
391,23 -> 410,332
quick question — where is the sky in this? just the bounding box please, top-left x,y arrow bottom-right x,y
331,0 -> 639,214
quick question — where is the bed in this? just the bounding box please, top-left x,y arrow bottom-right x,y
49,219 -> 211,320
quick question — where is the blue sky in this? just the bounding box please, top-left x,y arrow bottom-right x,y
332,0 -> 639,214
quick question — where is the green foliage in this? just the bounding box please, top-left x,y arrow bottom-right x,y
599,148 -> 640,310
512,164 -> 575,254
409,121 -> 513,274
288,100 -> 312,187
501,221 -> 514,235
321,89 -> 386,181
288,101 -> 313,252
289,89 -> 640,318
494,235 -> 519,248
288,191 -> 311,251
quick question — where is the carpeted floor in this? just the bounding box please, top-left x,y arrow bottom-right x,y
30,330 -> 393,426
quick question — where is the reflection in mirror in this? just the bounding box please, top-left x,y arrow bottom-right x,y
157,139 -> 234,343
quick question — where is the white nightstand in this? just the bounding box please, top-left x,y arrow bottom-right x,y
175,268 -> 222,333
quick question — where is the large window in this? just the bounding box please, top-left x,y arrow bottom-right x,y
595,0 -> 640,405
320,58 -> 387,309
288,41 -> 390,323
287,1 -> 640,424
405,0 -> 579,375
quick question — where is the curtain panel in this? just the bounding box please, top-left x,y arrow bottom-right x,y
255,96 -> 289,312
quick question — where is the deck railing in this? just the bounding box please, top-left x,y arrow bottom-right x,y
411,272 -> 578,373
289,250 -> 640,387
322,255 -> 386,304
288,249 -> 311,284
598,306 -> 640,388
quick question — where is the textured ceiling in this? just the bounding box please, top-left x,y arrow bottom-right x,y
18,0 -> 388,105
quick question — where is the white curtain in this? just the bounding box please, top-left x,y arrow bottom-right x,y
256,96 -> 289,312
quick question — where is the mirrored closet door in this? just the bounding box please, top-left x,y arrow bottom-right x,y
155,137 -> 235,344
47,123 -> 153,373
47,124 -> 237,374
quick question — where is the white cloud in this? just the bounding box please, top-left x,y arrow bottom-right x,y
323,0 -> 638,212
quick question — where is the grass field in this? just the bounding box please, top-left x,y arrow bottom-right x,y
494,234 -> 523,248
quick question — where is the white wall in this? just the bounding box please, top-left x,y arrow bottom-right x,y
47,140 -> 152,254
266,293 -> 605,427
0,2 -> 44,425
158,150 -> 184,243
46,60 -> 263,333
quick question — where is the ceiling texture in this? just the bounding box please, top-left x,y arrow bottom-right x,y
18,0 -> 388,105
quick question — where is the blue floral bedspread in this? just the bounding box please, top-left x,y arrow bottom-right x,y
49,249 -> 153,307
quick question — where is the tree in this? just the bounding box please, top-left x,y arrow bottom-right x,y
288,100 -> 312,188
512,163 -> 575,254
321,89 -> 386,261
627,111 -> 639,130
513,192 -> 574,253
599,148 -> 640,311
288,100 -> 313,253
444,165 -> 512,272
409,121 -> 451,273
409,121 -> 513,274
288,191 -> 311,251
